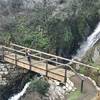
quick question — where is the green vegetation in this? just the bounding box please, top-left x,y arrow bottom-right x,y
0,0 -> 100,56
68,90 -> 81,100
29,78 -> 50,95
0,0 -> 100,85
79,67 -> 86,75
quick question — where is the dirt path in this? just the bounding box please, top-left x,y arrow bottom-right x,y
70,75 -> 97,100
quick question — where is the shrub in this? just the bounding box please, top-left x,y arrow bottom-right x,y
30,78 -> 50,95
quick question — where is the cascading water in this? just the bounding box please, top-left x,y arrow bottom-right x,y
8,78 -> 75,100
8,82 -> 31,100
75,22 -> 100,59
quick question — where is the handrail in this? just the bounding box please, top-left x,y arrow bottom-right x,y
3,46 -> 81,77
3,46 -> 65,67
65,64 -> 84,80
10,43 -> 99,70
3,45 -> 98,80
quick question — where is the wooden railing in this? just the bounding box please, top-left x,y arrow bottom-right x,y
10,43 -> 99,70
0,43 -> 100,92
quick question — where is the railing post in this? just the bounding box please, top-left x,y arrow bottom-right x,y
56,57 -> 58,66
64,65 -> 67,83
29,57 -> 32,71
81,79 -> 84,93
40,53 -> 42,61
76,63 -> 80,73
46,61 -> 48,77
15,51 -> 17,67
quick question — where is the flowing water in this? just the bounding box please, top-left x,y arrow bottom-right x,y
75,22 -> 100,59
8,82 -> 31,100
8,78 -> 75,100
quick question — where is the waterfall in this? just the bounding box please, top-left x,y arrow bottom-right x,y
8,82 -> 31,100
75,22 -> 100,59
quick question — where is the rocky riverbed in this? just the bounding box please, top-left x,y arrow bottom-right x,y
19,78 -> 76,100
0,62 -> 36,100
0,61 -> 99,100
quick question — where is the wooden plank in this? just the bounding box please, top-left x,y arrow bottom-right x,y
4,54 -> 67,77
4,56 -> 65,82
10,43 -> 99,70
3,44 -> 100,83
3,46 -> 66,67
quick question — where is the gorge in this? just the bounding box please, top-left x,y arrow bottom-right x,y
6,22 -> 100,100
0,0 -> 100,100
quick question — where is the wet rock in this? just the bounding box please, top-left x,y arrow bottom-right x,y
92,46 -> 100,65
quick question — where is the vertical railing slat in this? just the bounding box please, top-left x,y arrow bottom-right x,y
15,51 -> 17,67
46,61 -> 48,77
64,65 -> 67,83
81,79 -> 84,93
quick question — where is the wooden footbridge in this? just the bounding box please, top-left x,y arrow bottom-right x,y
0,43 -> 99,92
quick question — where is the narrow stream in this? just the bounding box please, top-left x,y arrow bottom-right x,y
8,82 -> 31,100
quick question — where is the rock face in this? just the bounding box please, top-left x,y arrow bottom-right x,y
20,91 -> 45,100
81,40 -> 100,86
82,40 -> 100,66
0,61 -> 37,100
20,78 -> 76,100
92,41 -> 100,65
0,62 -> 27,86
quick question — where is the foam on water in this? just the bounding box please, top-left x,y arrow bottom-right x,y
8,82 -> 31,100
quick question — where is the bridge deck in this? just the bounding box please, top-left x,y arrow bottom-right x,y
4,52 -> 75,82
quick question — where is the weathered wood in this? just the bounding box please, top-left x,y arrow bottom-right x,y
2,44 -> 100,86
46,61 -> 48,77
49,64 -> 64,70
20,48 -> 26,52
64,65 -> 67,83
66,64 -> 84,80
10,43 -> 99,70
15,53 -> 17,67
4,55 -> 65,82
3,46 -> 66,67
3,45 -> 99,80
81,79 -> 84,93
